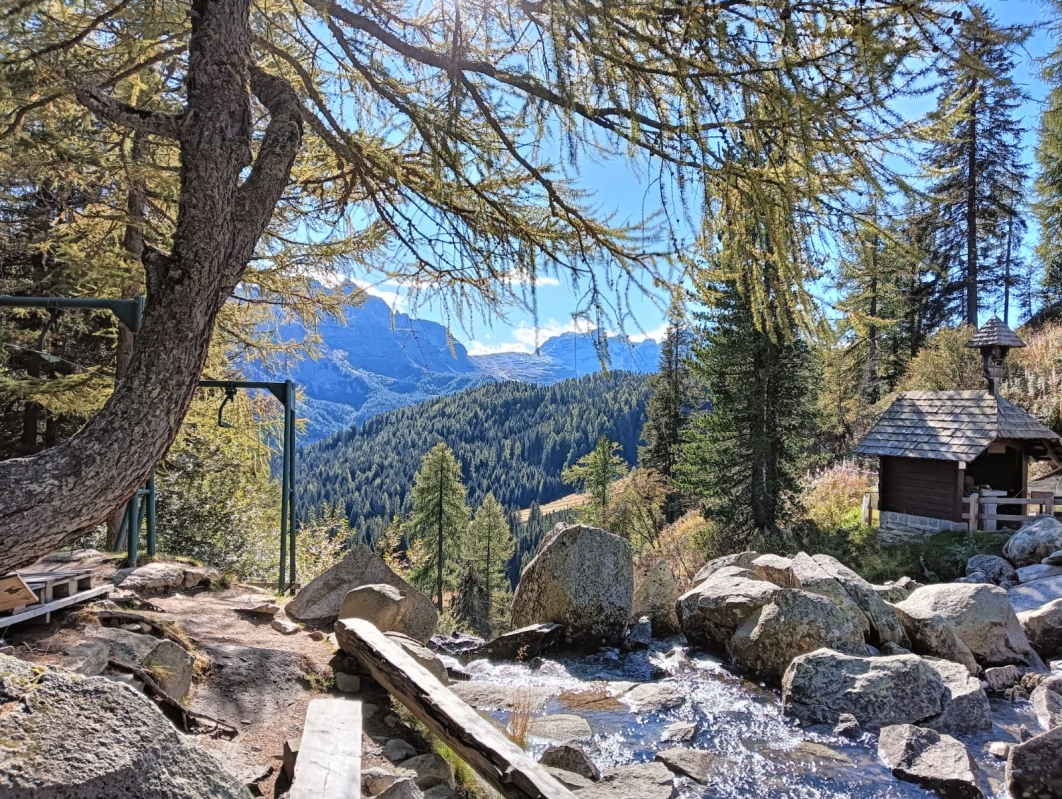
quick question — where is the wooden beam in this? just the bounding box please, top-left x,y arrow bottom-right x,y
0,573 -> 37,613
336,618 -> 577,799
290,698 -> 361,799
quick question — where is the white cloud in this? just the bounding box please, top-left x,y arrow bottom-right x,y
627,323 -> 669,344
511,318 -> 597,349
351,279 -> 407,311
466,340 -> 528,356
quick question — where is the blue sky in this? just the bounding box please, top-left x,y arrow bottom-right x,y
353,0 -> 1055,354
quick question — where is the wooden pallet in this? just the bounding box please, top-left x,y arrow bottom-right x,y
0,568 -> 111,629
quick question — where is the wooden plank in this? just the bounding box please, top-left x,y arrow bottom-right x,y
337,618 -> 577,799
290,698 -> 361,799
0,584 -> 111,629
0,574 -> 37,613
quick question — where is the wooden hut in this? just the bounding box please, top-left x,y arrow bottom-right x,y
856,319 -> 1062,536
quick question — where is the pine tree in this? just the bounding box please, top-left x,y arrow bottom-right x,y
409,442 -> 469,611
467,492 -> 516,635
676,279 -> 815,552
639,301 -> 703,520
562,435 -> 628,525
916,5 -> 1030,327
451,561 -> 489,637
1035,0 -> 1062,311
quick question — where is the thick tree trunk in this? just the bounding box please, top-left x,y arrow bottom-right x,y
966,100 -> 978,327
0,0 -> 302,573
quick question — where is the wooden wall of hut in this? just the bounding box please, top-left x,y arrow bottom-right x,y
879,456 -> 963,522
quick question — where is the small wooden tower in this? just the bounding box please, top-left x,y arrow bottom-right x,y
856,319 -> 1061,537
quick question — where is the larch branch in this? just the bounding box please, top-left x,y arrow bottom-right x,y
74,83 -> 182,140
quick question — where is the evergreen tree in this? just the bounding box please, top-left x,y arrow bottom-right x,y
676,279 -> 815,551
409,442 -> 469,611
451,561 -> 489,637
1036,0 -> 1062,311
639,301 -> 703,520
562,435 -> 628,525
467,492 -> 516,635
916,5 -> 1030,327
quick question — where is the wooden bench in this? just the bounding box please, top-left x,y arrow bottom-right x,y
290,698 -> 363,799
0,568 -> 110,629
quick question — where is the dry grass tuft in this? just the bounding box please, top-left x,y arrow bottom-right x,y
505,687 -> 535,749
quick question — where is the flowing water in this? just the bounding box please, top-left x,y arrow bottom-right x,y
460,638 -> 1044,798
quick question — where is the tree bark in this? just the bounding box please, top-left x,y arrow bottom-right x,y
966,96 -> 979,328
0,0 -> 302,573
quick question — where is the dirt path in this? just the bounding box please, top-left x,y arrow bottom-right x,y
4,575 -> 433,797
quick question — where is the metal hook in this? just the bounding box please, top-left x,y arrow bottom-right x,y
217,384 -> 237,428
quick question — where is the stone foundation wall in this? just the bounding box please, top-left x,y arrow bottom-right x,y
878,510 -> 966,545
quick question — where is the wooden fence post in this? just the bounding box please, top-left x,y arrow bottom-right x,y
861,492 -> 872,526
968,493 -> 979,534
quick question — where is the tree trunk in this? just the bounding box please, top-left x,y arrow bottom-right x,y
0,0 -> 302,573
106,132 -> 148,551
966,97 -> 979,327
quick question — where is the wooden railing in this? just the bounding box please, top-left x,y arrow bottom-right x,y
962,492 -> 1057,533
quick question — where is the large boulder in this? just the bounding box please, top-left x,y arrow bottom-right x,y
88,627 -> 194,700
511,525 -> 633,647
675,567 -> 780,650
1004,516 -> 1062,568
691,551 -> 759,584
1030,675 -> 1062,731
338,583 -> 407,632
923,659 -> 992,737
539,743 -> 599,781
787,553 -> 869,637
1006,726 -> 1062,799
631,559 -> 680,635
878,724 -> 984,799
889,603 -> 979,676
1018,599 -> 1062,659
471,623 -> 562,661
118,561 -> 185,593
1017,564 -> 1062,583
726,589 -> 865,682
1009,575 -> 1062,614
966,554 -> 1017,586
812,554 -> 909,647
575,762 -> 676,799
750,554 -> 801,589
781,649 -> 948,729
895,583 -> 1044,668
287,544 -> 438,642
0,655 -> 246,798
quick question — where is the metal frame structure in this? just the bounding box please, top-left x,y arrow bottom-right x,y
1,296 -> 298,591
199,379 -> 297,591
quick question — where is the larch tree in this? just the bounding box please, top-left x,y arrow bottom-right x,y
562,435 -> 628,525
915,4 -> 1029,327
0,0 -> 977,572
409,442 -> 468,612
467,491 -> 516,635
1035,0 -> 1062,310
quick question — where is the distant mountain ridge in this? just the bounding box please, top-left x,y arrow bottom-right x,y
297,371 -> 651,542
253,292 -> 661,442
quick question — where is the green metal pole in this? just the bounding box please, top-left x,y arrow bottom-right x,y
287,380 -> 296,589
127,495 -> 140,567
146,476 -> 157,556
278,390 -> 290,594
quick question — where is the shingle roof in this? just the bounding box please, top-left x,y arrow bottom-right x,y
965,317 -> 1026,349
856,391 -> 1061,461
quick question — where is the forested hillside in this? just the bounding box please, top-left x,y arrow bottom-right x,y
297,372 -> 649,542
